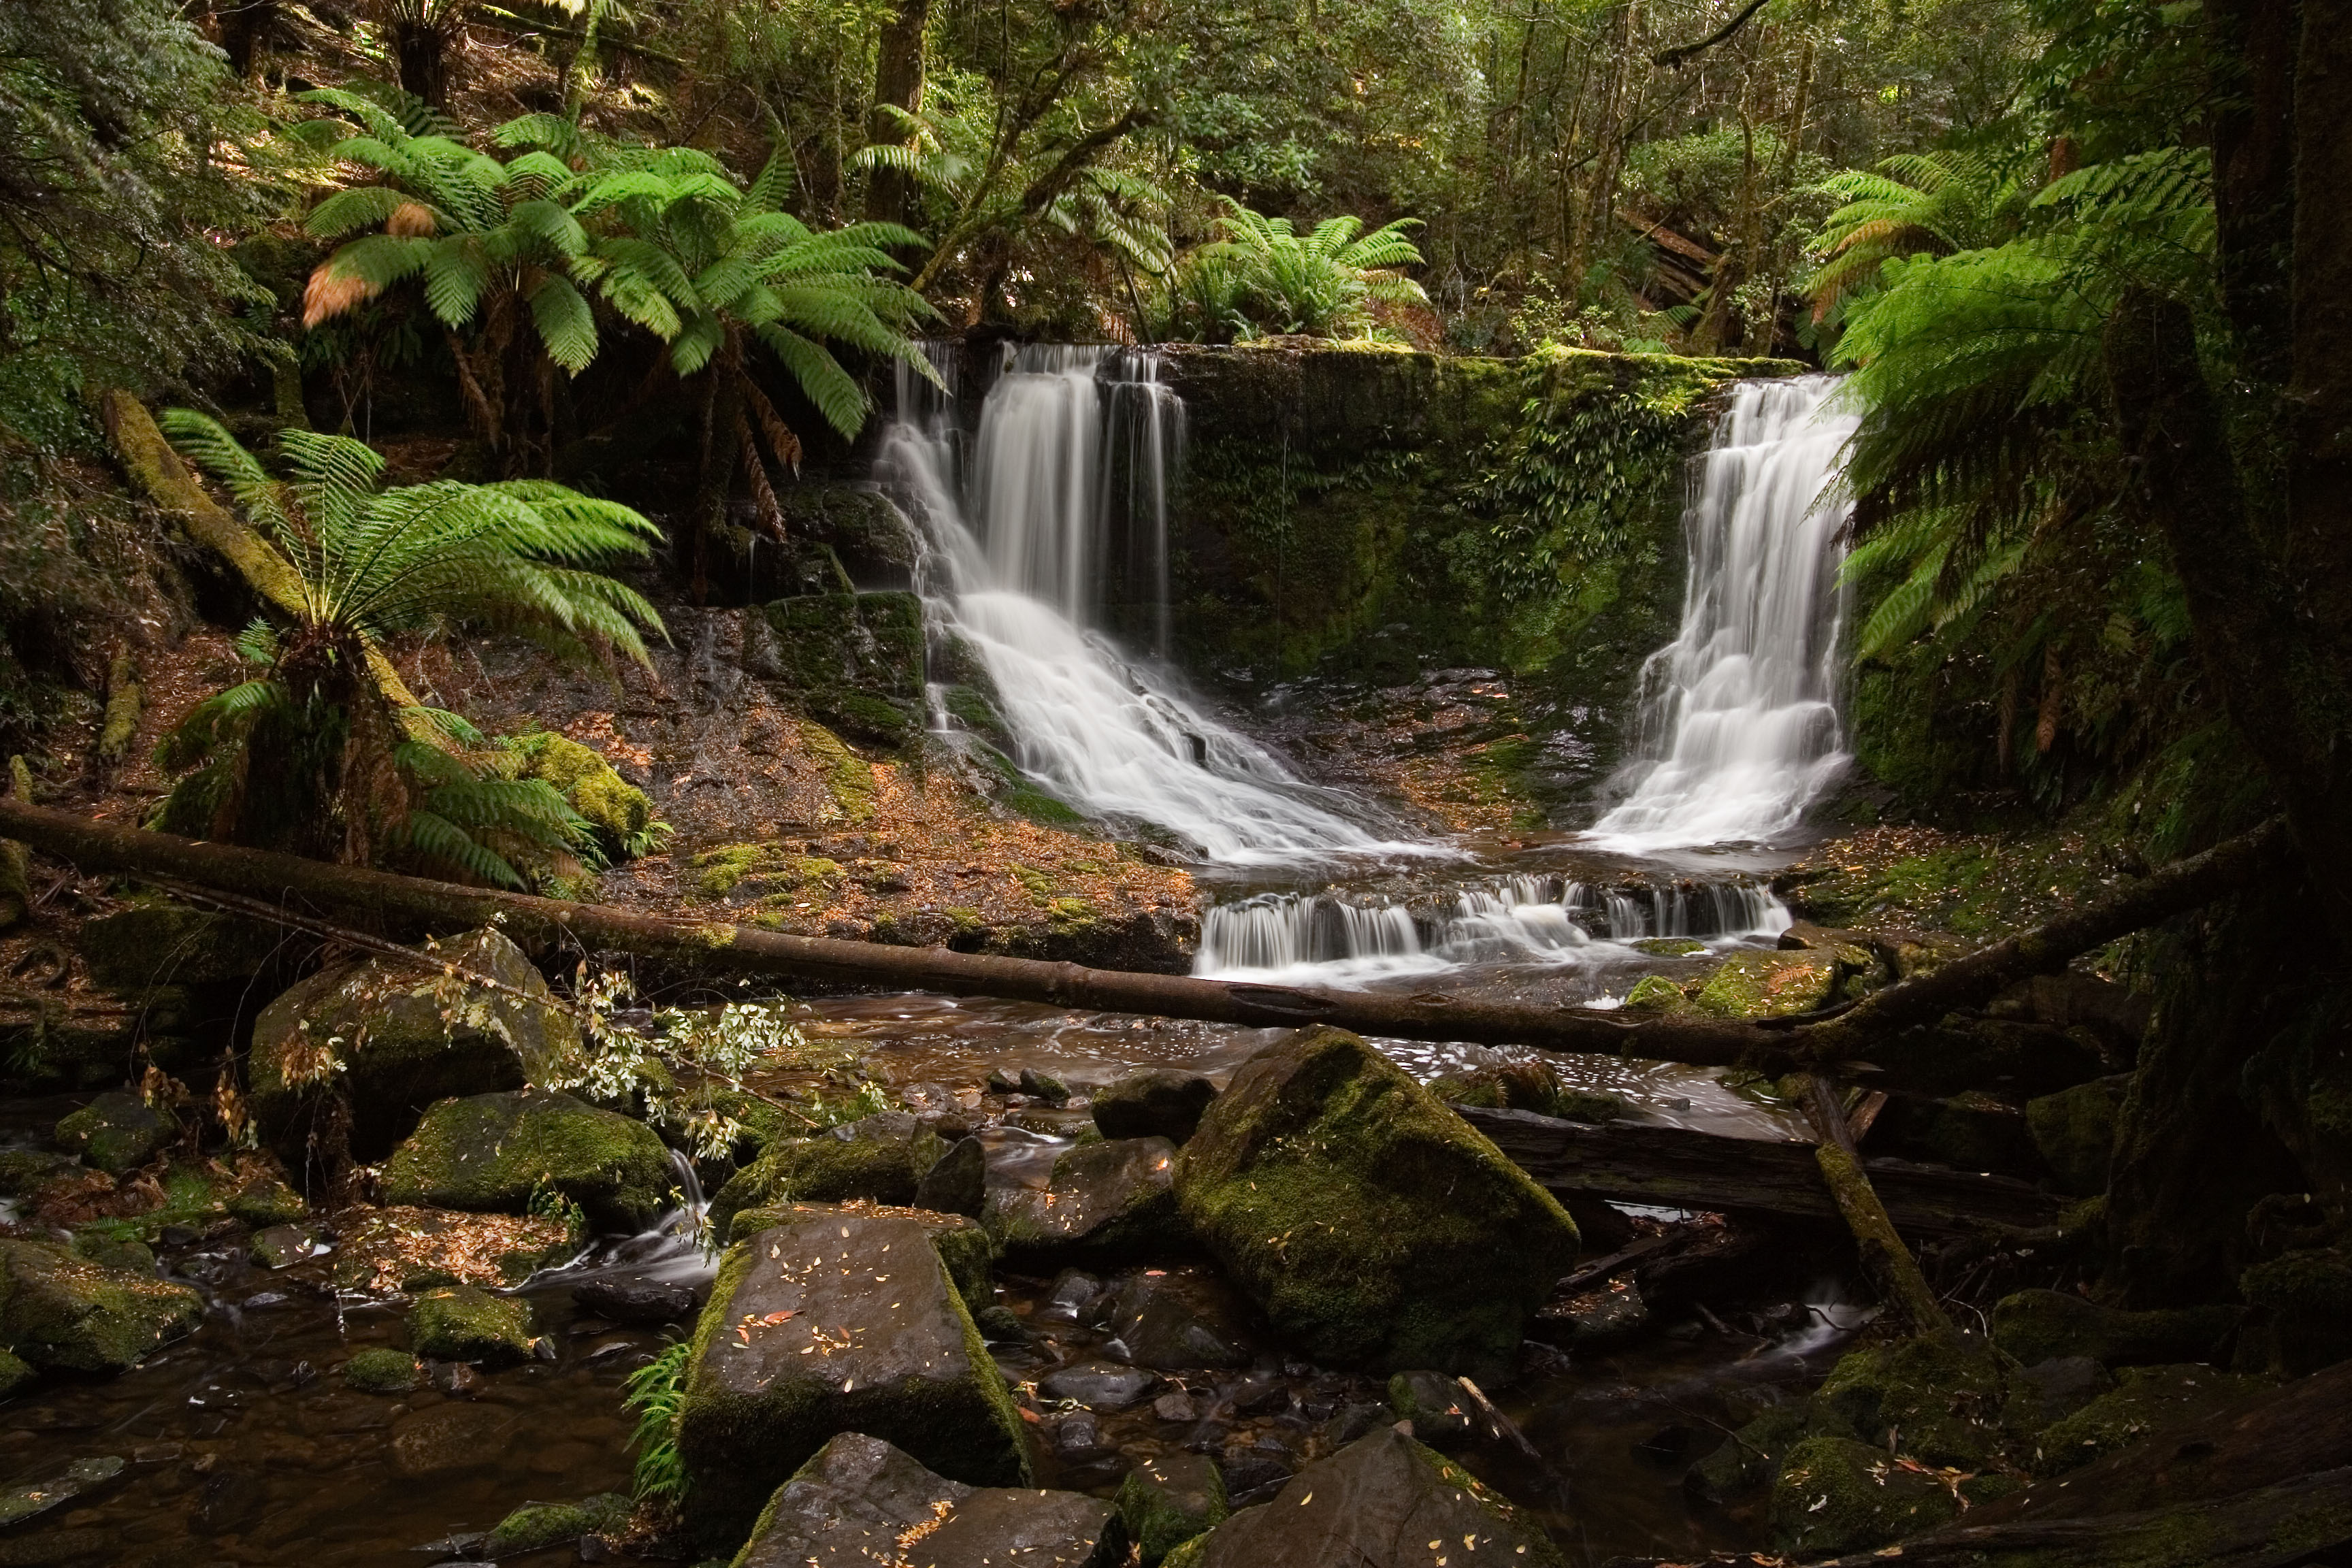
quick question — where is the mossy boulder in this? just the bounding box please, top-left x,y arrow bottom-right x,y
223,1164 -> 307,1228
70,1232 -> 155,1275
983,1137 -> 1183,1266
728,1200 -> 997,1309
485,1492 -> 630,1556
1092,1070 -> 1219,1144
2029,1364 -> 2267,1477
2239,1246 -> 2352,1376
1162,1427 -> 1562,1568
1685,1403 -> 1808,1503
506,731 -> 653,856
1386,1369 -> 1473,1440
1768,1433 -> 1961,1556
1620,974 -> 1690,1012
329,1207 -> 579,1294
1989,1288 -> 2240,1369
342,1346 -> 421,1392
0,1238 -> 203,1373
408,1283 -> 536,1365
76,901 -> 282,991
1807,1333 -> 2016,1469
54,1090 -> 174,1175
1428,1060 -> 1629,1123
1173,1027 -> 1580,1380
709,1111 -> 945,1238
2025,1076 -> 2128,1196
248,926 -> 576,1162
0,1350 -> 33,1399
1691,950 -> 1842,1019
0,1149 -> 76,1198
675,1211 -> 1028,1550
1116,1452 -> 1226,1566
762,591 -> 926,748
380,1088 -> 675,1232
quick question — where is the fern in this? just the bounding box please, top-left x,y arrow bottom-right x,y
624,1340 -> 693,1503
1164,199 -> 1428,342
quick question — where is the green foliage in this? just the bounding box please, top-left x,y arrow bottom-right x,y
1162,201 -> 1427,342
624,1337 -> 693,1503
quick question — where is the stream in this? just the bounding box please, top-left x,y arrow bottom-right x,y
0,355 -> 1871,1566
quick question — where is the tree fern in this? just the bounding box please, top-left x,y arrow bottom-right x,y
1165,199 -> 1429,342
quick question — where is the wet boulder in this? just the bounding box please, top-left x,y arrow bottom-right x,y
342,1347 -> 421,1393
1094,1071 -> 1219,1144
1116,1452 -> 1226,1566
380,1088 -> 674,1232
54,1091 -> 175,1176
1174,1027 -> 1580,1379
1989,1288 -> 2240,1369
1691,949 -> 1846,1019
78,901 -> 284,992
914,1135 -> 987,1217
984,1137 -> 1183,1265
675,1209 -> 1028,1549
486,1492 -> 630,1557
223,1163 -> 306,1228
709,1111 -> 945,1239
329,1207 -> 578,1294
1386,1370 -> 1473,1441
2030,1364 -> 2268,1477
1769,1433 -> 1962,1556
1806,1333 -> 2016,1469
728,1201 -> 996,1310
408,1283 -> 536,1365
2004,1355 -> 2112,1431
1162,1427 -> 1560,1568
1038,1360 -> 1156,1411
1685,1403 -> 1808,1504
0,1350 -> 31,1399
0,1238 -> 202,1373
1099,1271 -> 1250,1369
573,1277 -> 699,1325
248,927 -> 575,1161
734,1432 -> 1116,1568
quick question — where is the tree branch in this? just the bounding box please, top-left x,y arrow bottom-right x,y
1652,0 -> 1771,69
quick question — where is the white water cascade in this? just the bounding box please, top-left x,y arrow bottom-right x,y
1588,375 -> 1861,851
879,345 -> 1394,864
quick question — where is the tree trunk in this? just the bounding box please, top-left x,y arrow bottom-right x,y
864,0 -> 933,231
391,17 -> 451,109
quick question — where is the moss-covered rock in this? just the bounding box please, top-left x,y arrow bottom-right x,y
1386,1369 -> 1472,1440
2026,1076 -> 2128,1196
1620,974 -> 1690,1012
1115,1452 -> 1226,1567
54,1090 -> 174,1176
675,1211 -> 1028,1551
485,1492 -> 630,1556
1807,1333 -> 2016,1469
76,901 -> 283,992
759,591 -> 926,750
2238,1245 -> 2352,1377
380,1088 -> 674,1232
342,1346 -> 421,1393
0,1350 -> 33,1399
1989,1288 -> 2240,1370
1768,1433 -> 1962,1557
408,1282 -> 536,1365
0,1238 -> 202,1373
0,1149 -> 76,1198
248,926 -> 576,1162
1164,1426 -> 1562,1568
1428,1059 -> 1629,1122
223,1164 -> 307,1228
983,1137 -> 1183,1266
505,731 -> 655,856
1691,950 -> 1842,1019
70,1232 -> 155,1275
1685,1403 -> 1808,1503
728,1200 -> 996,1309
1174,1027 -> 1580,1380
2029,1364 -> 2266,1477
709,1111 -> 944,1238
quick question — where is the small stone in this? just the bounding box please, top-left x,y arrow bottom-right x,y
1093,1070 -> 1219,1144
408,1284 -> 535,1366
1051,1410 -> 1107,1458
1152,1392 -> 1199,1423
438,1362 -> 483,1398
251,1223 -> 331,1270
1384,1370 -> 1471,1440
1037,1269 -> 1104,1324
1039,1360 -> 1156,1411
343,1348 -> 421,1394
1019,1067 -> 1072,1105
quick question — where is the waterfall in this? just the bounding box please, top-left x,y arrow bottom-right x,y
1588,375 -> 1860,850
1195,875 -> 1789,982
879,344 -> 1395,864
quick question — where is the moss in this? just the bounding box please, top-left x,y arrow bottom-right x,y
1115,1455 -> 1228,1567
408,1283 -> 536,1365
0,1238 -> 203,1373
2030,1364 -> 2266,1477
1686,1404 -> 1808,1503
507,731 -> 653,853
692,843 -> 847,902
800,719 -> 876,823
1621,974 -> 1689,1012
0,1350 -> 32,1399
380,1089 -> 676,1232
2023,1078 -> 2125,1196
708,1113 -> 944,1238
224,1166 -> 306,1228
1175,1027 -> 1580,1379
485,1493 -> 629,1556
1808,1334 -> 2015,1469
54,1091 -> 175,1176
96,648 -> 139,762
1631,936 -> 1705,957
1769,1433 -> 1962,1557
1988,1288 -> 2239,1369
1691,950 -> 1842,1019
2239,1246 -> 2352,1376
342,1346 -> 421,1393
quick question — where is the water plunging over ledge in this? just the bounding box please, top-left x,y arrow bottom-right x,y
879,344 -> 1411,865
1587,374 -> 1861,851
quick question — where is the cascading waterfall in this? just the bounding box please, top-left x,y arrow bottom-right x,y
1194,875 -> 1789,982
1588,375 -> 1861,850
880,344 -> 1393,863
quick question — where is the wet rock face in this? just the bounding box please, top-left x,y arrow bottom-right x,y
0,1238 -> 203,1373
1163,1427 -> 1561,1568
1175,1027 -> 1580,1379
730,1200 -> 998,1311
676,1211 -> 1028,1550
735,1433 -> 1120,1568
710,1111 -> 946,1238
984,1137 -> 1183,1266
54,1090 -> 175,1176
914,1135 -> 987,1217
1092,1071 -> 1219,1144
247,926 -> 575,1163
380,1088 -> 675,1232
1116,1451 -> 1227,1565
762,591 -> 927,747
1988,1288 -> 2240,1369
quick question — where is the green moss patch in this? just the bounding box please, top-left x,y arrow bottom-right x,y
380,1088 -> 674,1232
343,1346 -> 421,1392
408,1283 -> 536,1365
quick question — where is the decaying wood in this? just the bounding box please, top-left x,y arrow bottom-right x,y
1456,1105 -> 2065,1235
1805,1072 -> 1953,1335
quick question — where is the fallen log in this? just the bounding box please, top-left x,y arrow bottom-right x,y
1803,1072 -> 1953,1335
0,799 -> 1776,1066
1456,1105 -> 2065,1236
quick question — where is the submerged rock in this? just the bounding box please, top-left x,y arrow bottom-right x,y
1116,1452 -> 1226,1566
1989,1288 -> 2239,1369
733,1432 -> 1117,1568
342,1346 -> 421,1393
1094,1070 -> 1219,1144
1162,1428 -> 1560,1568
54,1090 -> 174,1176
0,1456 -> 124,1528
1684,1403 -> 1807,1503
248,927 -> 575,1161
676,1210 -> 1028,1549
380,1088 -> 674,1232
1038,1360 -> 1156,1411
710,1111 -> 945,1238
250,1222 -> 331,1270
573,1277 -> 699,1325
0,1238 -> 202,1373
985,1137 -> 1183,1264
406,1284 -> 537,1365
1175,1027 -> 1580,1379
1099,1272 -> 1250,1369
